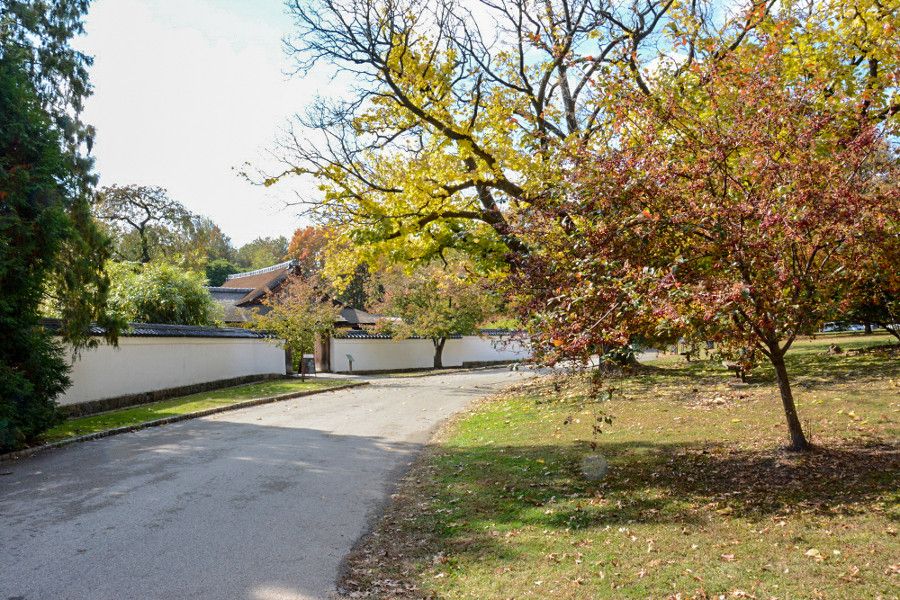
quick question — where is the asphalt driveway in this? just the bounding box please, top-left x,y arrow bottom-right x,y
0,368 -> 529,600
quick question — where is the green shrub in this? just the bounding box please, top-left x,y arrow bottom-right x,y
108,262 -> 218,325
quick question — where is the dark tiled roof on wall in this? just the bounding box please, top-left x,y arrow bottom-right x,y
124,323 -> 269,338
333,330 -> 463,340
41,319 -> 271,339
332,328 -> 524,340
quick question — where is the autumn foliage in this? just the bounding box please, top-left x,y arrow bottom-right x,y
252,276 -> 338,378
286,226 -> 328,278
514,37 -> 899,450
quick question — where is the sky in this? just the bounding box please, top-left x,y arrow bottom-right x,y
76,0 -> 328,246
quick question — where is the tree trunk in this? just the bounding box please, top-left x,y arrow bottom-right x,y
139,230 -> 151,263
864,322 -> 872,335
769,350 -> 810,451
284,348 -> 294,376
884,324 -> 900,342
137,223 -> 150,265
433,337 -> 446,369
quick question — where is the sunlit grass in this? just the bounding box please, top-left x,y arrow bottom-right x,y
42,378 -> 347,443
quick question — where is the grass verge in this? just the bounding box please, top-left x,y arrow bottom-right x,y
40,378 -> 349,444
341,335 -> 899,599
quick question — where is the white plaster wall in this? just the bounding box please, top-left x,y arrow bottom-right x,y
443,335 -> 531,365
330,335 -> 530,372
59,337 -> 286,406
330,338 -> 435,372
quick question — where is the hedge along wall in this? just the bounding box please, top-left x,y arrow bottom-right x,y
58,328 -> 286,408
329,333 -> 530,373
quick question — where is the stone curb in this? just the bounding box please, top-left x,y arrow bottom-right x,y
0,380 -> 369,463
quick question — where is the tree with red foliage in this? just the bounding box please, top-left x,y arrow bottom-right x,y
514,38 -> 898,451
286,226 -> 328,278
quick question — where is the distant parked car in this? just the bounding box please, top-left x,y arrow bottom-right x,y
847,324 -> 866,332
822,322 -> 846,332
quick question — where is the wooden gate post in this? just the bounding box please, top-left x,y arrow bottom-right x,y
314,333 -> 331,372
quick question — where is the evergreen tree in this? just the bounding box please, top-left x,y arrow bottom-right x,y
1,1 -> 119,450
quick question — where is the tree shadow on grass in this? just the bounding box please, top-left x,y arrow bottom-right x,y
437,439 -> 899,528
341,436 -> 900,596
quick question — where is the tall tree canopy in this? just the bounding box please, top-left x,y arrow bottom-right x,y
205,258 -> 240,287
186,216 -> 235,265
268,0 -> 898,451
262,0 -> 897,283
1,0 -> 119,449
265,0 -> 810,277
94,184 -> 195,264
235,236 -> 289,270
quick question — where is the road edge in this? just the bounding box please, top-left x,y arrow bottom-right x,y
331,374 -> 533,598
0,381 -> 370,463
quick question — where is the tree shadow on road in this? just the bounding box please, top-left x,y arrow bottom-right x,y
0,418 -> 426,600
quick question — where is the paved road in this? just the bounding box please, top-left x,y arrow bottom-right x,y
0,369 -> 528,600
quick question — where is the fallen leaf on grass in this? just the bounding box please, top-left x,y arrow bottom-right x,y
805,548 -> 824,561
840,565 -> 861,582
684,568 -> 704,583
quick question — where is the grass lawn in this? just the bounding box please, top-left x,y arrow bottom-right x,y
341,334 -> 899,599
41,378 -> 348,443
